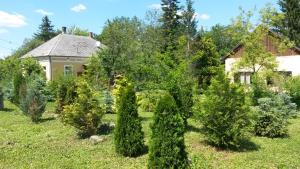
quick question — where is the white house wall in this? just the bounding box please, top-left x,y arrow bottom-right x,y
38,58 -> 51,81
225,55 -> 300,76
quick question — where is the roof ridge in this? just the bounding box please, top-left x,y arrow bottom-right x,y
48,34 -> 62,56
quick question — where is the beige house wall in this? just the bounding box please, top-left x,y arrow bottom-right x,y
50,56 -> 89,80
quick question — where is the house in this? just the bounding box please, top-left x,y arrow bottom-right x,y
22,27 -> 104,81
225,31 -> 300,84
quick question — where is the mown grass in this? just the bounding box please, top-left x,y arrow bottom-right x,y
0,101 -> 300,169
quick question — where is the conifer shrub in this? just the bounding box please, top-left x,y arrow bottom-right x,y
148,93 -> 189,169
11,71 -> 26,105
251,75 -> 273,105
114,76 -> 145,157
55,75 -> 77,114
103,90 -> 114,114
284,76 -> 300,108
253,93 -> 297,138
20,74 -> 47,122
62,79 -> 104,137
198,72 -> 251,148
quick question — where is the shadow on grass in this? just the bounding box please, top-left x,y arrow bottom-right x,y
38,117 -> 56,123
0,108 -> 14,112
186,124 -> 203,133
202,139 -> 260,152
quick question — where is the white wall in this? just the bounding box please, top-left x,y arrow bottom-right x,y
38,58 -> 51,81
225,55 -> 300,76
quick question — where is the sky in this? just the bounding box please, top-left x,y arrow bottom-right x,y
0,0 -> 279,58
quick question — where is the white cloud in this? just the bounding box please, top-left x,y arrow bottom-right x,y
35,9 -> 54,16
71,4 -> 87,12
0,11 -> 26,28
148,3 -> 161,10
195,13 -> 210,20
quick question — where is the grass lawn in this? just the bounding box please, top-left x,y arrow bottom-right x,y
0,101 -> 300,169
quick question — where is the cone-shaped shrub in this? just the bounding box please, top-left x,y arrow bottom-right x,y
198,71 -> 251,148
62,79 -> 104,138
55,75 -> 77,114
20,74 -> 47,122
148,93 -> 189,169
114,76 -> 145,157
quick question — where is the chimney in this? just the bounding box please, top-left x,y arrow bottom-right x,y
89,32 -> 93,38
62,26 -> 67,34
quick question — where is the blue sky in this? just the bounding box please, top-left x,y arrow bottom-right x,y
0,0 -> 278,58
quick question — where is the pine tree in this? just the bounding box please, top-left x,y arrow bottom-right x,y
148,93 -> 189,168
114,76 -> 145,157
161,0 -> 181,53
279,0 -> 300,46
34,16 -> 56,42
182,0 -> 197,56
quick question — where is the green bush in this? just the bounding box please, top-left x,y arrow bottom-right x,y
62,79 -> 104,137
0,86 -> 4,110
251,75 -> 273,105
103,90 -> 114,114
198,72 -> 251,148
114,76 -> 145,157
11,71 -> 26,105
148,93 -> 189,169
284,76 -> 300,108
136,90 -> 166,113
55,75 -> 77,114
254,93 -> 297,138
20,74 -> 47,122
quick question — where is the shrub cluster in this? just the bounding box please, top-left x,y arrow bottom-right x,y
148,93 -> 189,168
55,75 -> 77,114
62,79 -> 104,137
114,76 -> 145,157
284,76 -> 300,108
253,93 -> 297,138
136,90 -> 166,113
198,72 -> 251,148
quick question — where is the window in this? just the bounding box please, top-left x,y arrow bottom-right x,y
64,65 -> 73,76
234,72 -> 253,85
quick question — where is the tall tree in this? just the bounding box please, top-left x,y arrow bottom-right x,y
278,0 -> 300,46
160,0 -> 181,53
182,0 -> 197,56
34,16 -> 56,42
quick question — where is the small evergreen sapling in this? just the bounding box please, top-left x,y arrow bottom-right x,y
114,76 -> 145,157
20,74 -> 47,122
148,93 -> 189,169
199,71 -> 251,148
62,79 -> 104,137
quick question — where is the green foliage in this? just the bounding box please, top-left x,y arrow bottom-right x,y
284,76 -> 300,108
9,38 -> 44,59
0,86 -> 4,110
67,26 -> 89,36
148,93 -> 189,168
103,90 -> 114,114
136,90 -> 166,113
279,0 -> 300,46
198,72 -> 251,148
55,75 -> 77,114
165,63 -> 194,127
250,75 -> 274,105
161,0 -> 181,53
20,74 -> 47,122
191,37 -> 221,92
114,76 -> 145,157
34,16 -> 57,41
62,79 -> 104,137
253,93 -> 297,138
